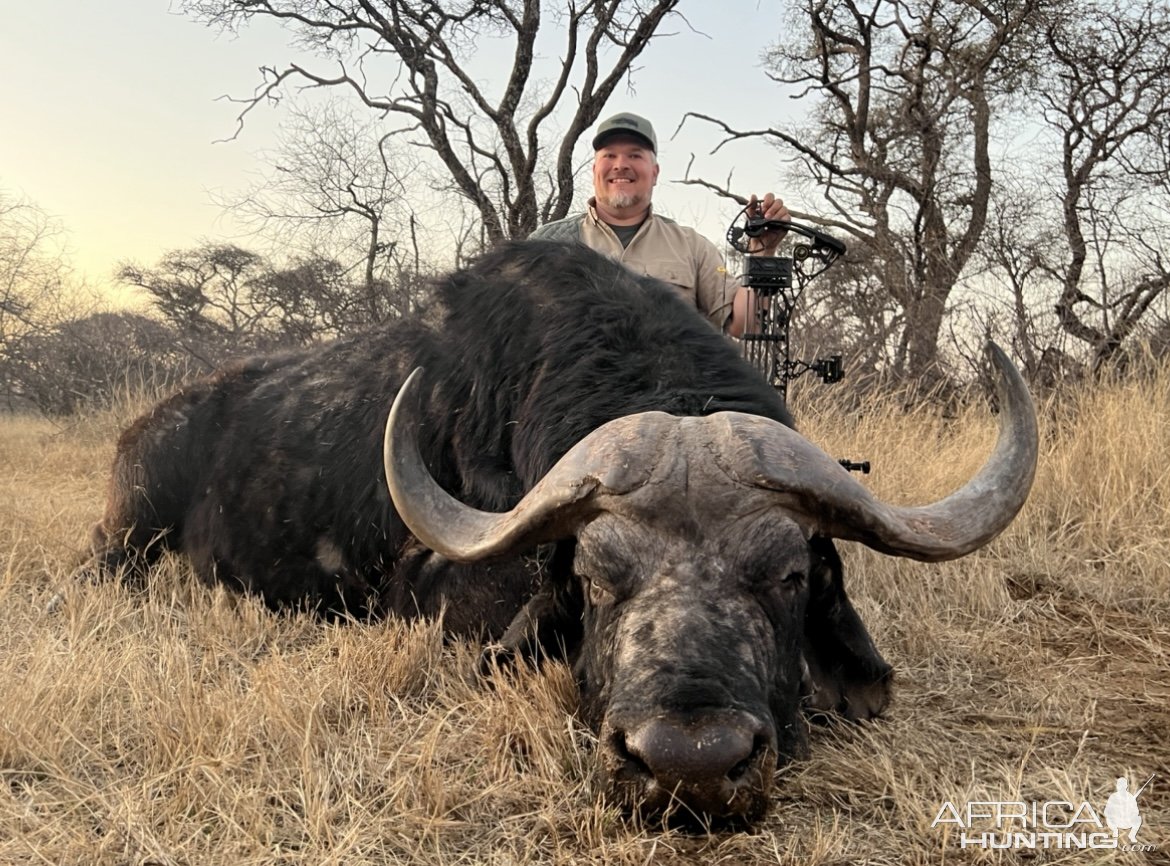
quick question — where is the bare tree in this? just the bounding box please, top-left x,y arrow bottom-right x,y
1043,0 -> 1170,372
968,178 -> 1078,386
225,101 -> 430,290
0,192 -> 91,409
1,194 -> 67,351
252,253 -> 431,342
686,0 -> 1047,381
184,0 -> 682,243
17,312 -> 191,415
120,243 -> 431,363
119,244 -> 276,362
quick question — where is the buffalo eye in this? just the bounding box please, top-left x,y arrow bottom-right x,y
781,570 -> 807,589
583,575 -> 616,606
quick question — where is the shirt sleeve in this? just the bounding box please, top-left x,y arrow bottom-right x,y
528,215 -> 582,242
694,237 -> 736,332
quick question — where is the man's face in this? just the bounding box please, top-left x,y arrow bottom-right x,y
592,136 -> 659,216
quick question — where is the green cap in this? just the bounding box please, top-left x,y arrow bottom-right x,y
592,112 -> 657,153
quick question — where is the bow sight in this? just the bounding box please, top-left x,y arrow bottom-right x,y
727,209 -> 869,473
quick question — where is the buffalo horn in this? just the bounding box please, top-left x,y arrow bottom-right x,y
717,341 -> 1038,561
386,341 -> 1038,564
383,368 -> 662,560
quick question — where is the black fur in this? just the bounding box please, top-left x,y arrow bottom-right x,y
87,240 -> 791,620
83,240 -> 890,821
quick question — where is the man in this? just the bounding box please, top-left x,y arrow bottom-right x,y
530,112 -> 788,336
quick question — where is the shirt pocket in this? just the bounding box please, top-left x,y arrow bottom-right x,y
639,259 -> 693,296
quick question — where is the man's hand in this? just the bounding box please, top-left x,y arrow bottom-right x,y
746,193 -> 790,256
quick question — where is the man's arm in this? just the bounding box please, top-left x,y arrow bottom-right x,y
695,238 -> 767,337
692,239 -> 737,333
728,285 -> 764,339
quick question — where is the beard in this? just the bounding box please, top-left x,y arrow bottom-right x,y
598,185 -> 646,211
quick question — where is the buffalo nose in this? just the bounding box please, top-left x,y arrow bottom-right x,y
607,712 -> 775,819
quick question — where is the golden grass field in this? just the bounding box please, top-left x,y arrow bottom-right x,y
1,365 -> 1167,865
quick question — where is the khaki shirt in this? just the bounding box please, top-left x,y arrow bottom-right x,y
530,200 -> 734,331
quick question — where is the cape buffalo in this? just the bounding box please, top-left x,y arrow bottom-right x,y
78,239 -> 1038,824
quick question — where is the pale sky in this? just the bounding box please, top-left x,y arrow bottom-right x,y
1,1 -> 802,302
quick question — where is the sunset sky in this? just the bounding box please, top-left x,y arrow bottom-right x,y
2,1 -> 799,304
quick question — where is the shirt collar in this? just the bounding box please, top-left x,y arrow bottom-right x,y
586,197 -> 654,226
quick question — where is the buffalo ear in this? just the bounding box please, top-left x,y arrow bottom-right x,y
800,536 -> 893,721
479,542 -> 584,675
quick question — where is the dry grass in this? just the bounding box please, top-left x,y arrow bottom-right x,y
1,371 -> 1167,865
